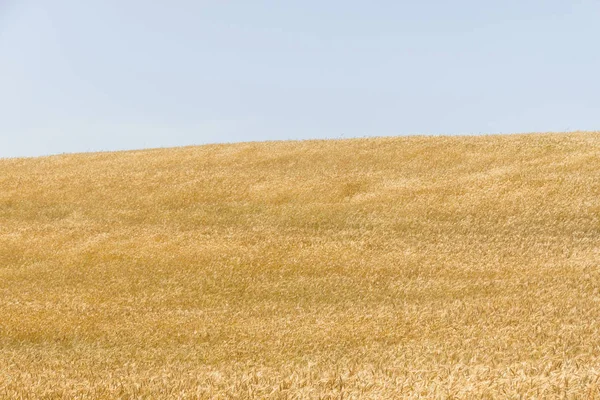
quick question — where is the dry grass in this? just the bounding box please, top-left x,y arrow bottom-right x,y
1,132 -> 600,398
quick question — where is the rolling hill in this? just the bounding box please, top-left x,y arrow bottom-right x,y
1,132 -> 599,398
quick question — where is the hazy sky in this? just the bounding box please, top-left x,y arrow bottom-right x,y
1,1 -> 599,158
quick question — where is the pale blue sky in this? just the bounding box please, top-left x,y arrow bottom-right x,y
1,1 -> 599,158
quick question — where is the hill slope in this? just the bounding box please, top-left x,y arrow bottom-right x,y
1,132 -> 599,398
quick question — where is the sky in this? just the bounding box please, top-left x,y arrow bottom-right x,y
1,1 -> 599,158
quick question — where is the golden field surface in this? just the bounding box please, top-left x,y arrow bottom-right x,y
1,132 -> 600,398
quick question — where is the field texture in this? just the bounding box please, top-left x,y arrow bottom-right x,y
1,132 -> 599,398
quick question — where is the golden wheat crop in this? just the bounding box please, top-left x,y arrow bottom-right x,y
0,132 -> 599,398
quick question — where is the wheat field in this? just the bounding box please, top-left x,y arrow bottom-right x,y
0,132 -> 599,398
